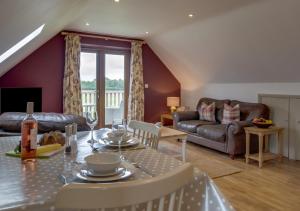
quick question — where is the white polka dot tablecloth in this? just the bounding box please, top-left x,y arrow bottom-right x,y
0,131 -> 233,211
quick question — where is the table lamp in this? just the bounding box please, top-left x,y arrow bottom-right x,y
167,97 -> 180,113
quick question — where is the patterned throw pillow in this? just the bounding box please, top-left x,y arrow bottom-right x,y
222,104 -> 240,124
199,102 -> 216,122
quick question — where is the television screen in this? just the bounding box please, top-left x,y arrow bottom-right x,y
0,88 -> 42,113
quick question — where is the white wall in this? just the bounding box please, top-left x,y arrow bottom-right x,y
182,83 -> 300,109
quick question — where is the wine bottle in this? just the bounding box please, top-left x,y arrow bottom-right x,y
21,102 -> 38,163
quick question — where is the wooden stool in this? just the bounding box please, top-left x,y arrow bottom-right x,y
244,126 -> 284,168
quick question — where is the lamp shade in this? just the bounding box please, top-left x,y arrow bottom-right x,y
167,97 -> 180,107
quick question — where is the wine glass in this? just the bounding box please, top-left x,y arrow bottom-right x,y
112,119 -> 122,132
112,119 -> 125,158
112,119 -> 127,133
122,118 -> 128,135
85,111 -> 98,145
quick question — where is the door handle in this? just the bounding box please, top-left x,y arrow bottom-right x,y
97,90 -> 100,100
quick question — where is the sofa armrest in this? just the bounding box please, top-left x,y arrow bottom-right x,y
173,111 -> 199,123
226,121 -> 254,157
227,121 -> 253,135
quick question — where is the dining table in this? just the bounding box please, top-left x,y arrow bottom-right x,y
0,129 -> 233,211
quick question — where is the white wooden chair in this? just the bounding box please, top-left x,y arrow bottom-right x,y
128,120 -> 161,149
55,163 -> 194,210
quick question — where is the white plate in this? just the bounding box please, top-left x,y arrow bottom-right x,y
81,166 -> 125,177
104,138 -> 139,148
76,161 -> 135,182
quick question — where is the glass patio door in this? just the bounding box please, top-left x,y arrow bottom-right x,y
104,54 -> 126,125
80,51 -> 98,115
80,49 -> 129,128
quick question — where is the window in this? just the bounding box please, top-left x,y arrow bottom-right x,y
80,46 -> 130,127
0,24 -> 45,63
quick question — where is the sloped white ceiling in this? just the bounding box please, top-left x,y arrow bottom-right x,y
0,0 -> 87,76
147,0 -> 300,90
1,0 -> 300,88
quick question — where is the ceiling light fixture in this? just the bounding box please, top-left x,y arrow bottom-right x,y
85,22 -> 90,26
114,0 -> 120,2
145,31 -> 149,34
188,13 -> 194,18
0,24 -> 45,64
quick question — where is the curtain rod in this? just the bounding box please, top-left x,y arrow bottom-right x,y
61,31 -> 145,44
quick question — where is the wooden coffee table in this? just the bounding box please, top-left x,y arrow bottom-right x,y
159,127 -> 188,162
244,126 -> 284,168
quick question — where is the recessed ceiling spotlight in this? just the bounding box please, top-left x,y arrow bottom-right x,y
188,13 -> 194,18
145,31 -> 149,34
114,0 -> 120,2
85,22 -> 90,26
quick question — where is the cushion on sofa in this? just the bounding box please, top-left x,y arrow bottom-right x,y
199,102 -> 216,122
196,98 -> 231,123
222,104 -> 240,124
196,124 -> 227,142
0,112 -> 90,133
177,120 -> 216,133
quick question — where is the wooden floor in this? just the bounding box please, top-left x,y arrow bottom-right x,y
162,140 -> 300,211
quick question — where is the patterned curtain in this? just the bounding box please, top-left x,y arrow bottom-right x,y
63,34 -> 83,116
128,41 -> 144,121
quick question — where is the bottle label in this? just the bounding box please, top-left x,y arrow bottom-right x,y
30,128 -> 37,149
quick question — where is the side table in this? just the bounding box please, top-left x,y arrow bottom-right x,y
161,113 -> 173,126
244,126 -> 284,168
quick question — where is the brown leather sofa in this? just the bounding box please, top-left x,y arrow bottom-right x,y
173,98 -> 269,158
0,112 -> 90,136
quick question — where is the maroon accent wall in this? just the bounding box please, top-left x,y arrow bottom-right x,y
0,34 -> 65,112
143,45 -> 180,122
0,32 -> 180,122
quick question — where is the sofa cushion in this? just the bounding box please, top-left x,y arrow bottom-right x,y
222,103 -> 240,124
199,102 -> 216,122
0,112 -> 90,133
177,120 -> 216,133
196,98 -> 231,123
196,124 -> 227,142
